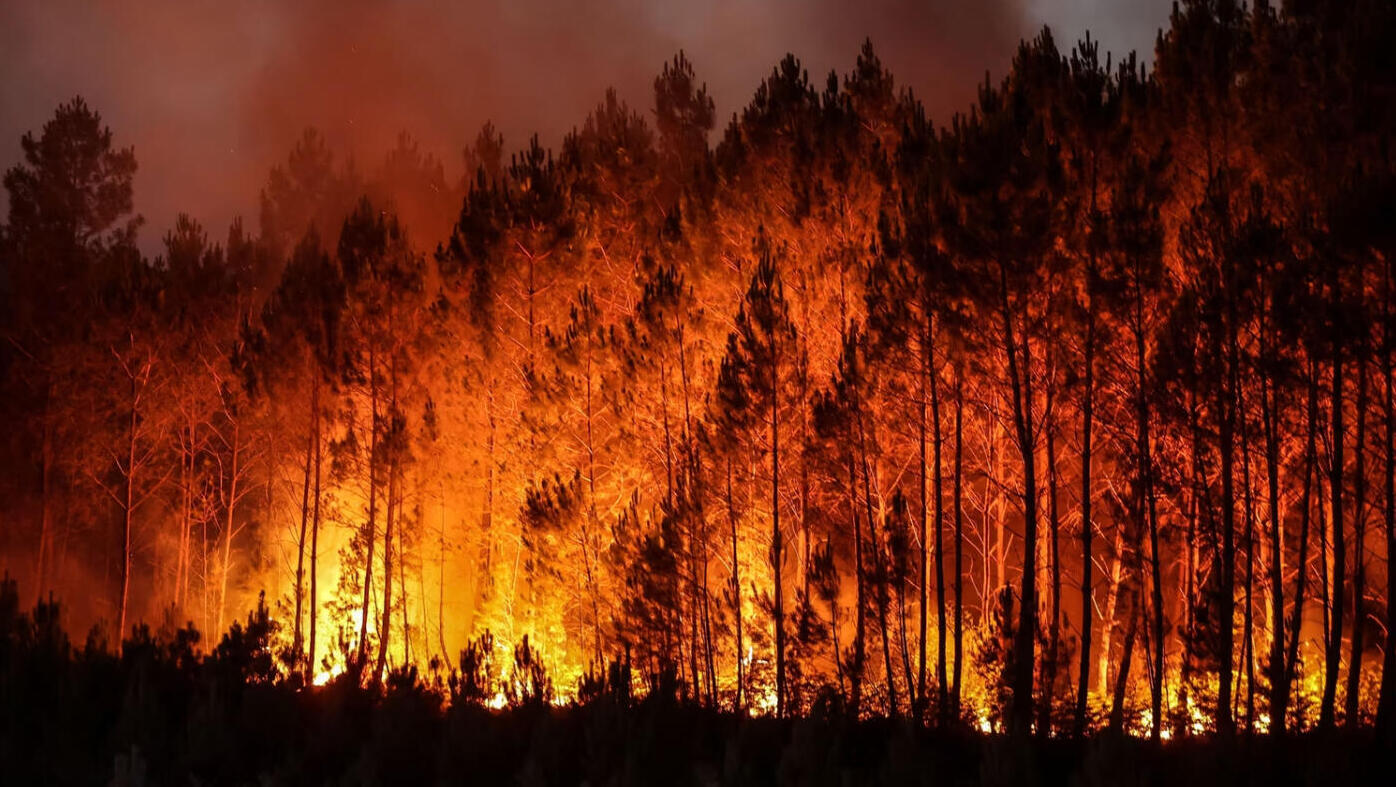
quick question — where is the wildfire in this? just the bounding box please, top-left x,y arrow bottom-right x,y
3,0 -> 1392,746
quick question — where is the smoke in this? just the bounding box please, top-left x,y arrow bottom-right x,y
0,1 -> 1166,253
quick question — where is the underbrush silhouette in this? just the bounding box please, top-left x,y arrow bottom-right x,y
1,581 -> 1390,786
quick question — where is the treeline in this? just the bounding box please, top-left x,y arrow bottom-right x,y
3,0 -> 1396,741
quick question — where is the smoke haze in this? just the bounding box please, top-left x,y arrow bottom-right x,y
1,1 -> 1169,251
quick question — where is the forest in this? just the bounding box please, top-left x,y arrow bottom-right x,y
2,0 -> 1396,782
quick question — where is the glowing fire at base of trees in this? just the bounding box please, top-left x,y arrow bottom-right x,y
4,1 -> 1396,742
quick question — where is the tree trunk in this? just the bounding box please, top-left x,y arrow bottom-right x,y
1180,381 -> 1207,736
293,394 -> 313,664
1217,315 -> 1238,736
727,458 -> 743,714
357,350 -> 379,671
770,331 -> 785,719
309,376 -> 322,681
1285,360 -> 1319,718
398,486 -> 411,666
1040,379 -> 1061,738
1134,311 -> 1164,741
437,478 -> 448,664
117,367 -> 138,645
860,429 -> 898,719
1239,365 -> 1262,730
1076,291 -> 1096,738
930,321 -> 948,725
1321,343 -> 1345,729
850,448 -> 866,717
952,366 -> 965,723
1345,340 -> 1369,724
1263,337 -> 1288,735
376,360 -> 399,681
1377,256 -> 1396,735
175,420 -> 193,610
999,267 -> 1038,737
217,420 -> 241,636
917,322 -> 929,722
1098,522 -> 1126,699
1108,589 -> 1139,735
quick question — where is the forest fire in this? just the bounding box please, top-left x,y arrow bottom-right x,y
2,0 -> 1396,784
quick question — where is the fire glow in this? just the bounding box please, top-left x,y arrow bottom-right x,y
3,1 -> 1396,746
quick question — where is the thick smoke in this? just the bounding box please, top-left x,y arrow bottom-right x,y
1,1 -> 1162,251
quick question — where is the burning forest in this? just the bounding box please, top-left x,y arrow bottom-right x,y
2,1 -> 1396,783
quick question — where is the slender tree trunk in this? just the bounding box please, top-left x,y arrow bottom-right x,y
377,359 -> 399,680
1240,392 -> 1257,730
859,425 -> 898,719
1181,382 -> 1208,730
357,350 -> 379,672
376,459 -> 394,678
1321,342 -> 1345,729
1217,311 -> 1239,735
896,549 -> 915,718
998,269 -> 1038,736
217,420 -> 240,636
917,323 -> 930,721
437,479 -> 448,663
1132,311 -> 1164,741
1263,336 -> 1288,734
929,321 -> 948,725
581,352 -> 605,667
200,490 -> 209,635
1321,472 -> 1332,673
1098,522 -> 1126,699
1041,378 -> 1061,738
398,488 -> 411,666
771,333 -> 785,719
679,315 -> 719,707
1345,341 -> 1368,724
1377,257 -> 1396,735
727,458 -> 743,714
1286,361 -> 1319,713
1108,589 -> 1139,734
118,368 -> 138,645
701,498 -> 718,708
172,420 -> 192,611
952,366 -> 965,722
1178,426 -> 1197,740
294,397 -> 313,663
850,447 -> 866,717
309,377 -> 322,681
800,334 -> 812,610
688,521 -> 702,706
1076,289 -> 1096,738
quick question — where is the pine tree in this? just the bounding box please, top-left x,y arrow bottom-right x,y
716,238 -> 801,717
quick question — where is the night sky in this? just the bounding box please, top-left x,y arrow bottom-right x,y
0,1 -> 1169,252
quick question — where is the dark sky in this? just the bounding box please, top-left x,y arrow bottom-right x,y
0,1 -> 1169,253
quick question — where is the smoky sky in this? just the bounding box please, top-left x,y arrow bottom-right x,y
0,1 -> 1170,254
